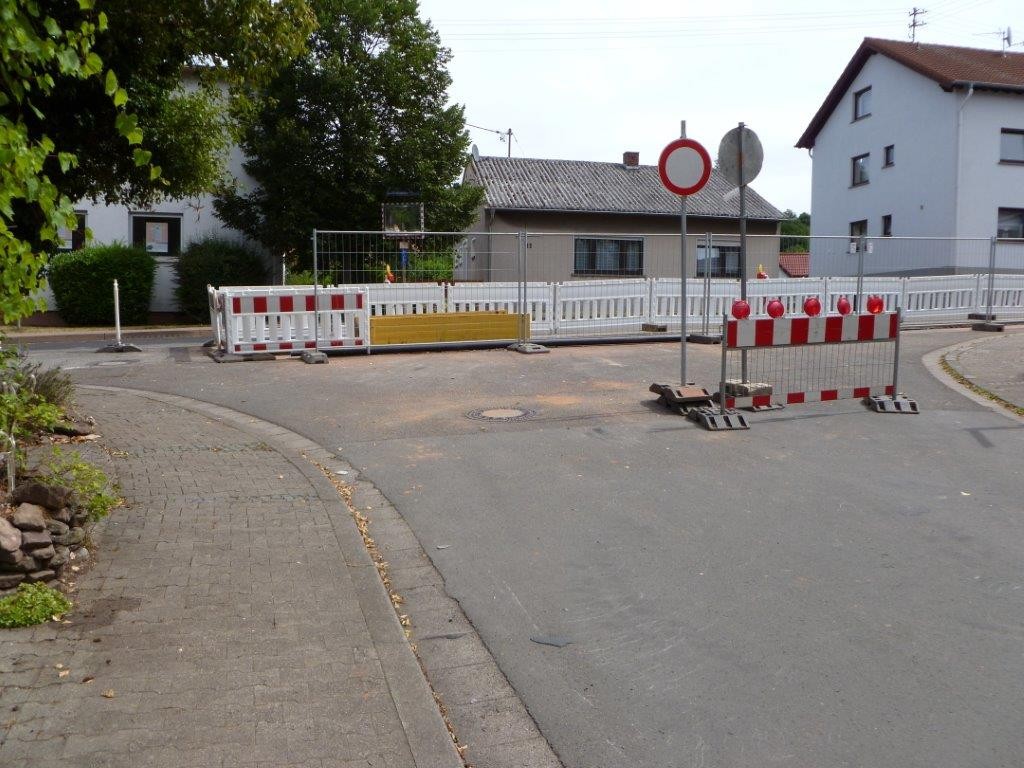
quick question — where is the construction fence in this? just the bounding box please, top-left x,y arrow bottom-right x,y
210,230 -> 1024,354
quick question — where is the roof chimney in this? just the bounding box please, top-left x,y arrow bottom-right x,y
622,151 -> 640,168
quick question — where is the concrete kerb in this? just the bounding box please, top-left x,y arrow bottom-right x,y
921,338 -> 1024,425
78,385 -> 464,768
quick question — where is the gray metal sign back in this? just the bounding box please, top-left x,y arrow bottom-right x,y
717,126 -> 764,187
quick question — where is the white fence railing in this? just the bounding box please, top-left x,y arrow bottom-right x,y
213,285 -> 369,354
363,274 -> 1021,334
210,274 -> 1024,353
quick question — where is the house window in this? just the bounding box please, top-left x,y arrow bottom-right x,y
851,154 -> 870,186
881,214 -> 892,237
1000,129 -> 1024,163
883,145 -> 895,167
573,237 -> 643,276
696,244 -> 741,278
131,214 -> 182,255
56,212 -> 86,251
853,87 -> 871,120
997,208 -> 1024,239
849,219 -> 868,252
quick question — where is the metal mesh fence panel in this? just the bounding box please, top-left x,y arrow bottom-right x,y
300,230 -> 1024,349
313,230 -> 526,347
723,340 -> 896,404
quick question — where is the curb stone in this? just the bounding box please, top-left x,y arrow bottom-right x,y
921,338 -> 1024,425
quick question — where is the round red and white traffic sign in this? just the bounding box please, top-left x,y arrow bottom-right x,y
658,138 -> 712,196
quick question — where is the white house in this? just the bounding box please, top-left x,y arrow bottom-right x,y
38,75 -> 262,321
797,38 -> 1024,276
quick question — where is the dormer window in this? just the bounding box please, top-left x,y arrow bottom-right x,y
853,87 -> 871,121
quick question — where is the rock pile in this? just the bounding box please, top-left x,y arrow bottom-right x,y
1,481 -> 91,596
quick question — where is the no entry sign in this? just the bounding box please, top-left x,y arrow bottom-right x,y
658,138 -> 712,196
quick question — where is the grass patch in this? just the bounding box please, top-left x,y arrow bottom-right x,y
939,353 -> 1024,417
0,583 -> 71,628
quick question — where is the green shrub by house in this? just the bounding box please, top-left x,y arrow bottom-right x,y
175,238 -> 267,321
48,246 -> 156,326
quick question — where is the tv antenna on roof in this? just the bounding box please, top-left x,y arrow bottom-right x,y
467,123 -> 514,158
908,7 -> 927,43
974,27 -> 1019,54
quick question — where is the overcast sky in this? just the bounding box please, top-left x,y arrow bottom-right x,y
417,0 -> 1020,214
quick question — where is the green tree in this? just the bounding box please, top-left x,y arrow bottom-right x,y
47,0 -> 315,207
780,209 -> 811,252
215,0 -> 484,267
1,0 -> 314,323
1,0 -> 131,322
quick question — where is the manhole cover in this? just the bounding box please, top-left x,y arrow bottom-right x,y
466,407 -> 537,423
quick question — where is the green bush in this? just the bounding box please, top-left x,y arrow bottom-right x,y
1,353 -> 66,440
0,583 -> 71,628
48,245 -> 156,326
285,268 -> 316,286
42,446 -> 120,523
3,355 -> 75,413
175,238 -> 267,320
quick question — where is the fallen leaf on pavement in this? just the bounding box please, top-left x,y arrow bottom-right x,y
101,689 -> 115,699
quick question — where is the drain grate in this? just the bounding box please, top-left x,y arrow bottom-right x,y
465,407 -> 537,423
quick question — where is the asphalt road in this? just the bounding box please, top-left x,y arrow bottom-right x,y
21,328 -> 1024,768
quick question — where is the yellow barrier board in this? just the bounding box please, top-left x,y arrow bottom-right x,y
369,312 -> 529,345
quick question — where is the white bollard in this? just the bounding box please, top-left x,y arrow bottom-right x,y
113,279 -> 123,346
96,277 -> 141,352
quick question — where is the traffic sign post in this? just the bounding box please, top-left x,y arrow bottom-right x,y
717,123 -> 764,384
649,122 -> 713,414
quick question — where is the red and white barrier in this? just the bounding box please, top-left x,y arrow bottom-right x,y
716,311 -> 902,412
725,312 -> 898,348
215,286 -> 369,355
723,386 -> 895,409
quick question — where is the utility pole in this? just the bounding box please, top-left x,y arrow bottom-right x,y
506,129 -> 512,158
908,7 -> 927,42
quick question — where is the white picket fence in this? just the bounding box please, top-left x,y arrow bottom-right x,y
358,274 -> 1023,336
211,274 -> 1024,351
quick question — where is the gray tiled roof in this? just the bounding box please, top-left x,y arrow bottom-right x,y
467,155 -> 783,221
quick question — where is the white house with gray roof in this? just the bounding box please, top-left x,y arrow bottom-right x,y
461,151 -> 783,283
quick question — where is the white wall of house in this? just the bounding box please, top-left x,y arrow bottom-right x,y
38,143 -> 260,316
809,54 -> 961,275
957,90 -> 1024,270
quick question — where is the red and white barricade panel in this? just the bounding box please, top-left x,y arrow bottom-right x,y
722,386 -> 895,409
717,311 -> 901,411
219,287 -> 369,354
725,312 -> 898,348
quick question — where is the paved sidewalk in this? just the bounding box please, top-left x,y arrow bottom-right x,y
942,327 -> 1024,410
0,388 -> 462,768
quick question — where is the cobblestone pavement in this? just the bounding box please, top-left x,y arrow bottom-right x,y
0,388 -> 461,768
941,326 -> 1024,410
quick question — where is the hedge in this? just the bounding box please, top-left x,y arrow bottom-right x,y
48,245 -> 156,326
175,238 -> 267,321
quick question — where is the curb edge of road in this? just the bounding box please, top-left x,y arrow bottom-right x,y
78,384 -> 465,768
3,327 -> 210,344
921,337 -> 1024,425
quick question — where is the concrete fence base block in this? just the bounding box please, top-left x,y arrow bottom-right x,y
300,350 -> 329,364
95,342 -> 141,353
